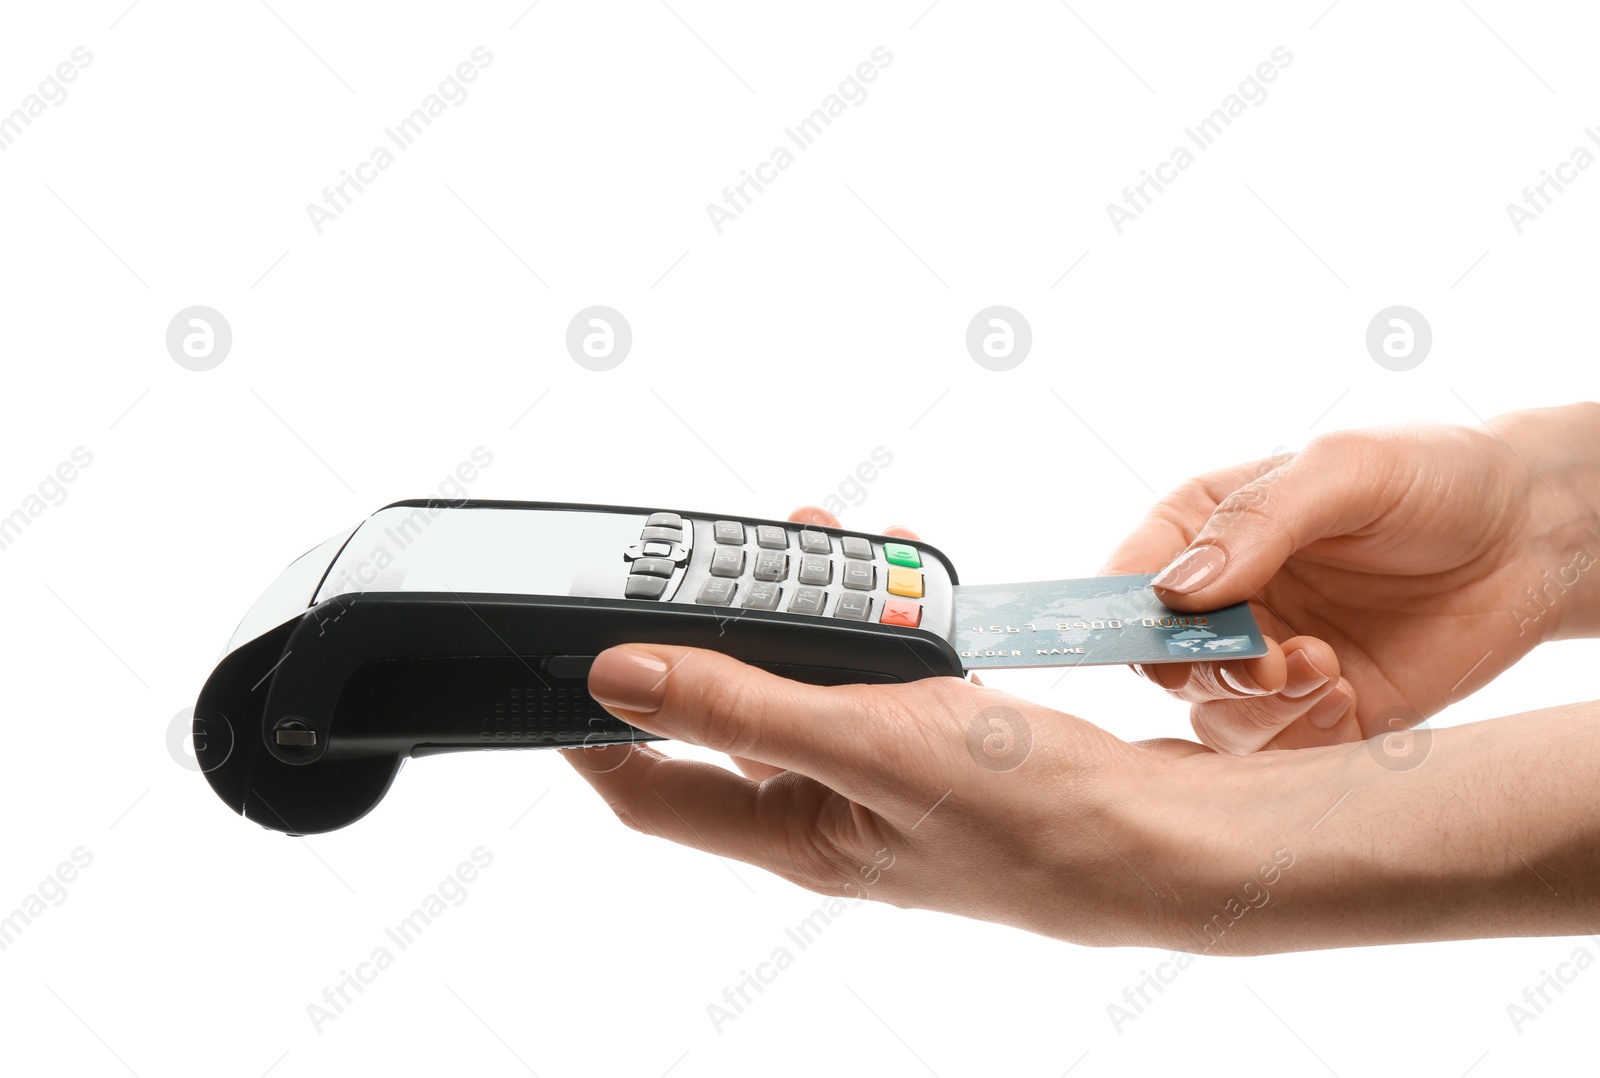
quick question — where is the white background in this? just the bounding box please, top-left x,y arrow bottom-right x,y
2,1 -> 1599,1074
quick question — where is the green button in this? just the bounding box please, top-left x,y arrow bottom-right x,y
883,542 -> 920,568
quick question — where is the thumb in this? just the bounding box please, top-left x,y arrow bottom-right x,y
1149,445 -> 1385,610
585,643 -> 911,803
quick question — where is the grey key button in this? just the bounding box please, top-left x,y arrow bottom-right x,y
710,547 -> 745,577
626,539 -> 687,564
798,529 -> 831,554
841,536 -> 872,560
755,525 -> 787,549
788,587 -> 827,615
630,557 -> 676,577
753,550 -> 788,581
797,554 -> 832,586
696,577 -> 737,606
646,512 -> 683,529
640,526 -> 682,543
834,593 -> 871,621
625,575 -> 668,599
842,562 -> 875,590
713,520 -> 744,544
743,582 -> 781,610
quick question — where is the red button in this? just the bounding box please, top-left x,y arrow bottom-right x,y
880,599 -> 921,627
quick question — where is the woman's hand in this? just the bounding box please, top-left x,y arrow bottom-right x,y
1103,403 -> 1600,753
563,643 -> 1600,953
564,640 -> 1220,949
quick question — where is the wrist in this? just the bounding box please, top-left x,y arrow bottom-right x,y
1122,748 -> 1347,955
1127,738 -> 1496,955
1496,402 -> 1600,641
1131,708 -> 1600,954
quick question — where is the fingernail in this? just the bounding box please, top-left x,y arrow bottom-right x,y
1282,650 -> 1332,699
1152,545 -> 1227,594
589,647 -> 670,713
1220,666 -> 1272,696
789,506 -> 832,525
1305,685 -> 1351,729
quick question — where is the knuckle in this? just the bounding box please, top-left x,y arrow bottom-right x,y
783,833 -> 857,895
897,676 -> 967,716
1232,696 -> 1297,736
698,675 -> 758,756
1298,428 -> 1386,487
1201,662 -> 1270,701
607,800 -> 656,837
1182,663 -> 1228,700
1202,479 -> 1293,550
1209,479 -> 1279,526
844,681 -> 917,735
1192,696 -> 1291,752
862,677 -> 976,759
786,805 -> 882,897
1301,428 -> 1364,460
1149,478 -> 1218,538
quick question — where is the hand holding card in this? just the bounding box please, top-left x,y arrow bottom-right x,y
1100,408 -> 1600,754
951,576 -> 1267,669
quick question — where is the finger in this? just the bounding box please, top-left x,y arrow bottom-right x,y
788,506 -> 920,544
1189,680 -> 1339,754
1128,736 -> 1214,760
585,644 -> 917,805
1132,638 -> 1288,700
1163,639 -> 1291,704
789,505 -> 841,528
1099,456 -> 1289,576
1158,634 -> 1336,705
562,743 -> 876,888
1134,662 -> 1189,691
1147,440 -> 1394,611
729,754 -> 785,781
1261,677 -> 1361,750
1178,638 -> 1339,752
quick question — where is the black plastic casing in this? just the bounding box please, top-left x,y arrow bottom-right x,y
195,499 -> 963,835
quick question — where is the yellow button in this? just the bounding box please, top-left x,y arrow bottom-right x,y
886,566 -> 923,598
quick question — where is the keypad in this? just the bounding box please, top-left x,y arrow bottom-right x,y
621,513 -> 930,632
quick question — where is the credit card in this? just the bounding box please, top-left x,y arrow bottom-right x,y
950,574 -> 1268,669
